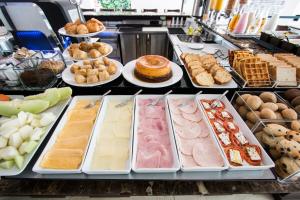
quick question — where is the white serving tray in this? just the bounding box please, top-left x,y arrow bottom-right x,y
196,94 -> 275,171
82,95 -> 135,174
166,95 -> 228,172
0,97 -> 71,176
33,96 -> 103,174
62,42 -> 113,61
132,95 -> 180,173
182,64 -> 238,89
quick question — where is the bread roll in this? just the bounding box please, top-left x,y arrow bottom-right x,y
246,95 -> 263,111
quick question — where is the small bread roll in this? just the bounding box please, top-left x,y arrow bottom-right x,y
103,57 -> 110,65
87,69 -> 98,76
245,120 -> 255,129
87,21 -> 101,33
79,42 -> 93,52
65,24 -> 77,34
75,74 -> 86,84
69,43 -> 80,50
64,22 -> 73,29
75,68 -> 87,76
260,108 -> 277,119
76,24 -> 89,34
87,18 -> 103,26
107,63 -> 117,75
95,64 -> 106,71
246,111 -> 260,124
246,95 -> 263,111
89,49 -> 101,58
83,60 -> 92,65
87,75 -> 98,83
282,108 -> 298,120
92,42 -> 104,49
92,59 -> 102,66
291,120 -> 300,131
70,64 -> 80,74
275,112 -> 283,120
259,92 -> 277,103
238,106 -> 248,119
260,103 -> 279,112
276,103 -> 288,111
236,94 -> 252,106
81,65 -> 93,70
98,70 -> 110,81
74,19 -> 81,25
72,49 -> 88,60
98,45 -> 110,55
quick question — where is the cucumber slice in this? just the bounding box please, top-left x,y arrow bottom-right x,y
24,141 -> 38,154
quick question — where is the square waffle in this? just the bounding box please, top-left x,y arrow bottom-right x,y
229,50 -> 253,67
234,56 -> 258,75
241,61 -> 271,87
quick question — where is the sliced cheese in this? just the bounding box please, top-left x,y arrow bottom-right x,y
234,132 -> 248,145
229,149 -> 243,165
246,147 -> 261,161
218,132 -> 231,146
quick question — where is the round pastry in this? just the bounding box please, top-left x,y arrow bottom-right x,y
284,89 -> 300,101
291,120 -> 300,131
89,49 -> 101,58
70,64 -> 80,74
86,21 -> 101,33
87,75 -> 98,84
260,102 -> 278,112
98,45 -> 110,55
260,108 -> 277,119
134,55 -> 172,82
246,111 -> 260,124
72,49 -> 88,60
83,60 -> 92,65
246,95 -> 263,111
107,62 -> 117,75
276,103 -> 288,111
76,24 -> 89,34
65,24 -> 77,35
75,74 -> 86,84
295,105 -> 300,113
236,94 -> 251,106
259,92 -> 277,103
282,108 -> 298,120
238,106 -> 248,119
79,42 -> 93,52
263,123 -> 289,137
291,96 -> 300,107
98,70 -> 110,81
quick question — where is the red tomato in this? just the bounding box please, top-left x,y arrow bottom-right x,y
210,99 -> 225,110
216,110 -> 233,121
224,121 -> 239,133
243,144 -> 262,166
225,146 -> 245,167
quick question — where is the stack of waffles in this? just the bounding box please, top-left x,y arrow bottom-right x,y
257,54 -> 297,86
180,53 -> 232,86
230,50 -> 271,87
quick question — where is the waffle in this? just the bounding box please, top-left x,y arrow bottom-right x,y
235,56 -> 261,75
241,61 -> 271,87
229,50 -> 253,67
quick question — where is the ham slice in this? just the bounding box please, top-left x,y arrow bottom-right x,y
168,100 -> 182,115
181,155 -> 198,167
197,120 -> 209,138
192,140 -> 224,167
144,105 -> 165,119
136,150 -> 161,168
179,101 -> 197,114
175,124 -> 201,139
182,110 -> 202,122
178,138 -> 201,156
172,114 -> 190,126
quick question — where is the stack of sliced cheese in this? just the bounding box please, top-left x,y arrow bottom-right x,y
40,100 -> 99,169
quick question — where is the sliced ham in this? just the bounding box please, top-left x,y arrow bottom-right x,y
144,105 -> 165,119
168,100 -> 182,115
192,141 -> 224,167
136,150 -> 161,168
179,101 -> 197,114
175,124 -> 200,139
178,137 -> 201,156
181,155 -> 198,167
182,110 -> 202,122
172,113 -> 190,126
197,120 -> 210,138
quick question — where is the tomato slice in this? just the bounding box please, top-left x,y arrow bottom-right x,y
216,110 -> 233,121
218,132 -> 234,148
243,144 -> 262,166
201,100 -> 212,110
210,99 -> 225,110
225,146 -> 245,166
211,120 -> 226,134
230,132 -> 249,147
224,121 -> 239,133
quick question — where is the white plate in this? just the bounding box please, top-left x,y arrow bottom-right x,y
82,95 -> 135,174
196,94 -> 275,171
122,60 -> 183,88
0,97 -> 70,176
166,95 -> 228,172
183,64 -> 238,89
62,43 -> 113,61
33,96 -> 103,174
186,43 -> 204,50
62,59 -> 123,87
132,95 -> 180,173
58,27 -> 106,38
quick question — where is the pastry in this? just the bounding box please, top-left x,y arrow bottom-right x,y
76,24 -> 89,34
277,103 -> 288,111
275,160 -> 290,178
246,95 -> 263,111
86,21 -> 101,33
87,69 -> 98,76
282,108 -> 298,120
86,75 -> 98,83
39,60 -> 65,74
275,112 -> 283,120
291,120 -> 300,131
291,96 -> 300,107
236,94 -> 252,106
255,131 -> 265,145
295,105 -> 300,113
89,49 -> 101,58
269,148 -> 281,159
98,70 -> 110,81
276,139 -> 300,159
72,49 -> 88,60
260,103 -> 278,112
238,106 -> 248,119
79,42 -> 93,52
71,64 -> 80,74
259,92 -> 277,103
65,24 -> 77,34
195,71 -> 214,86
261,133 -> 284,148
107,62 -> 117,75
75,74 -> 86,84
98,45 -> 110,55
134,55 -> 172,82
284,89 -> 300,101
246,111 -> 260,124
286,130 -> 300,143
263,124 -> 289,137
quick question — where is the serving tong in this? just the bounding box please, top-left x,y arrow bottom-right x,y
148,90 -> 173,106
211,90 -> 228,109
115,89 -> 143,108
84,90 -> 111,109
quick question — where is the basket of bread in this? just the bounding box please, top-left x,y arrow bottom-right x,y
180,53 -> 236,88
63,42 -> 112,61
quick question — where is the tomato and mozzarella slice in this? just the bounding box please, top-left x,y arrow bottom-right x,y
216,110 -> 233,121
201,100 -> 211,110
244,145 -> 262,166
226,147 -> 244,166
224,121 -> 239,133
